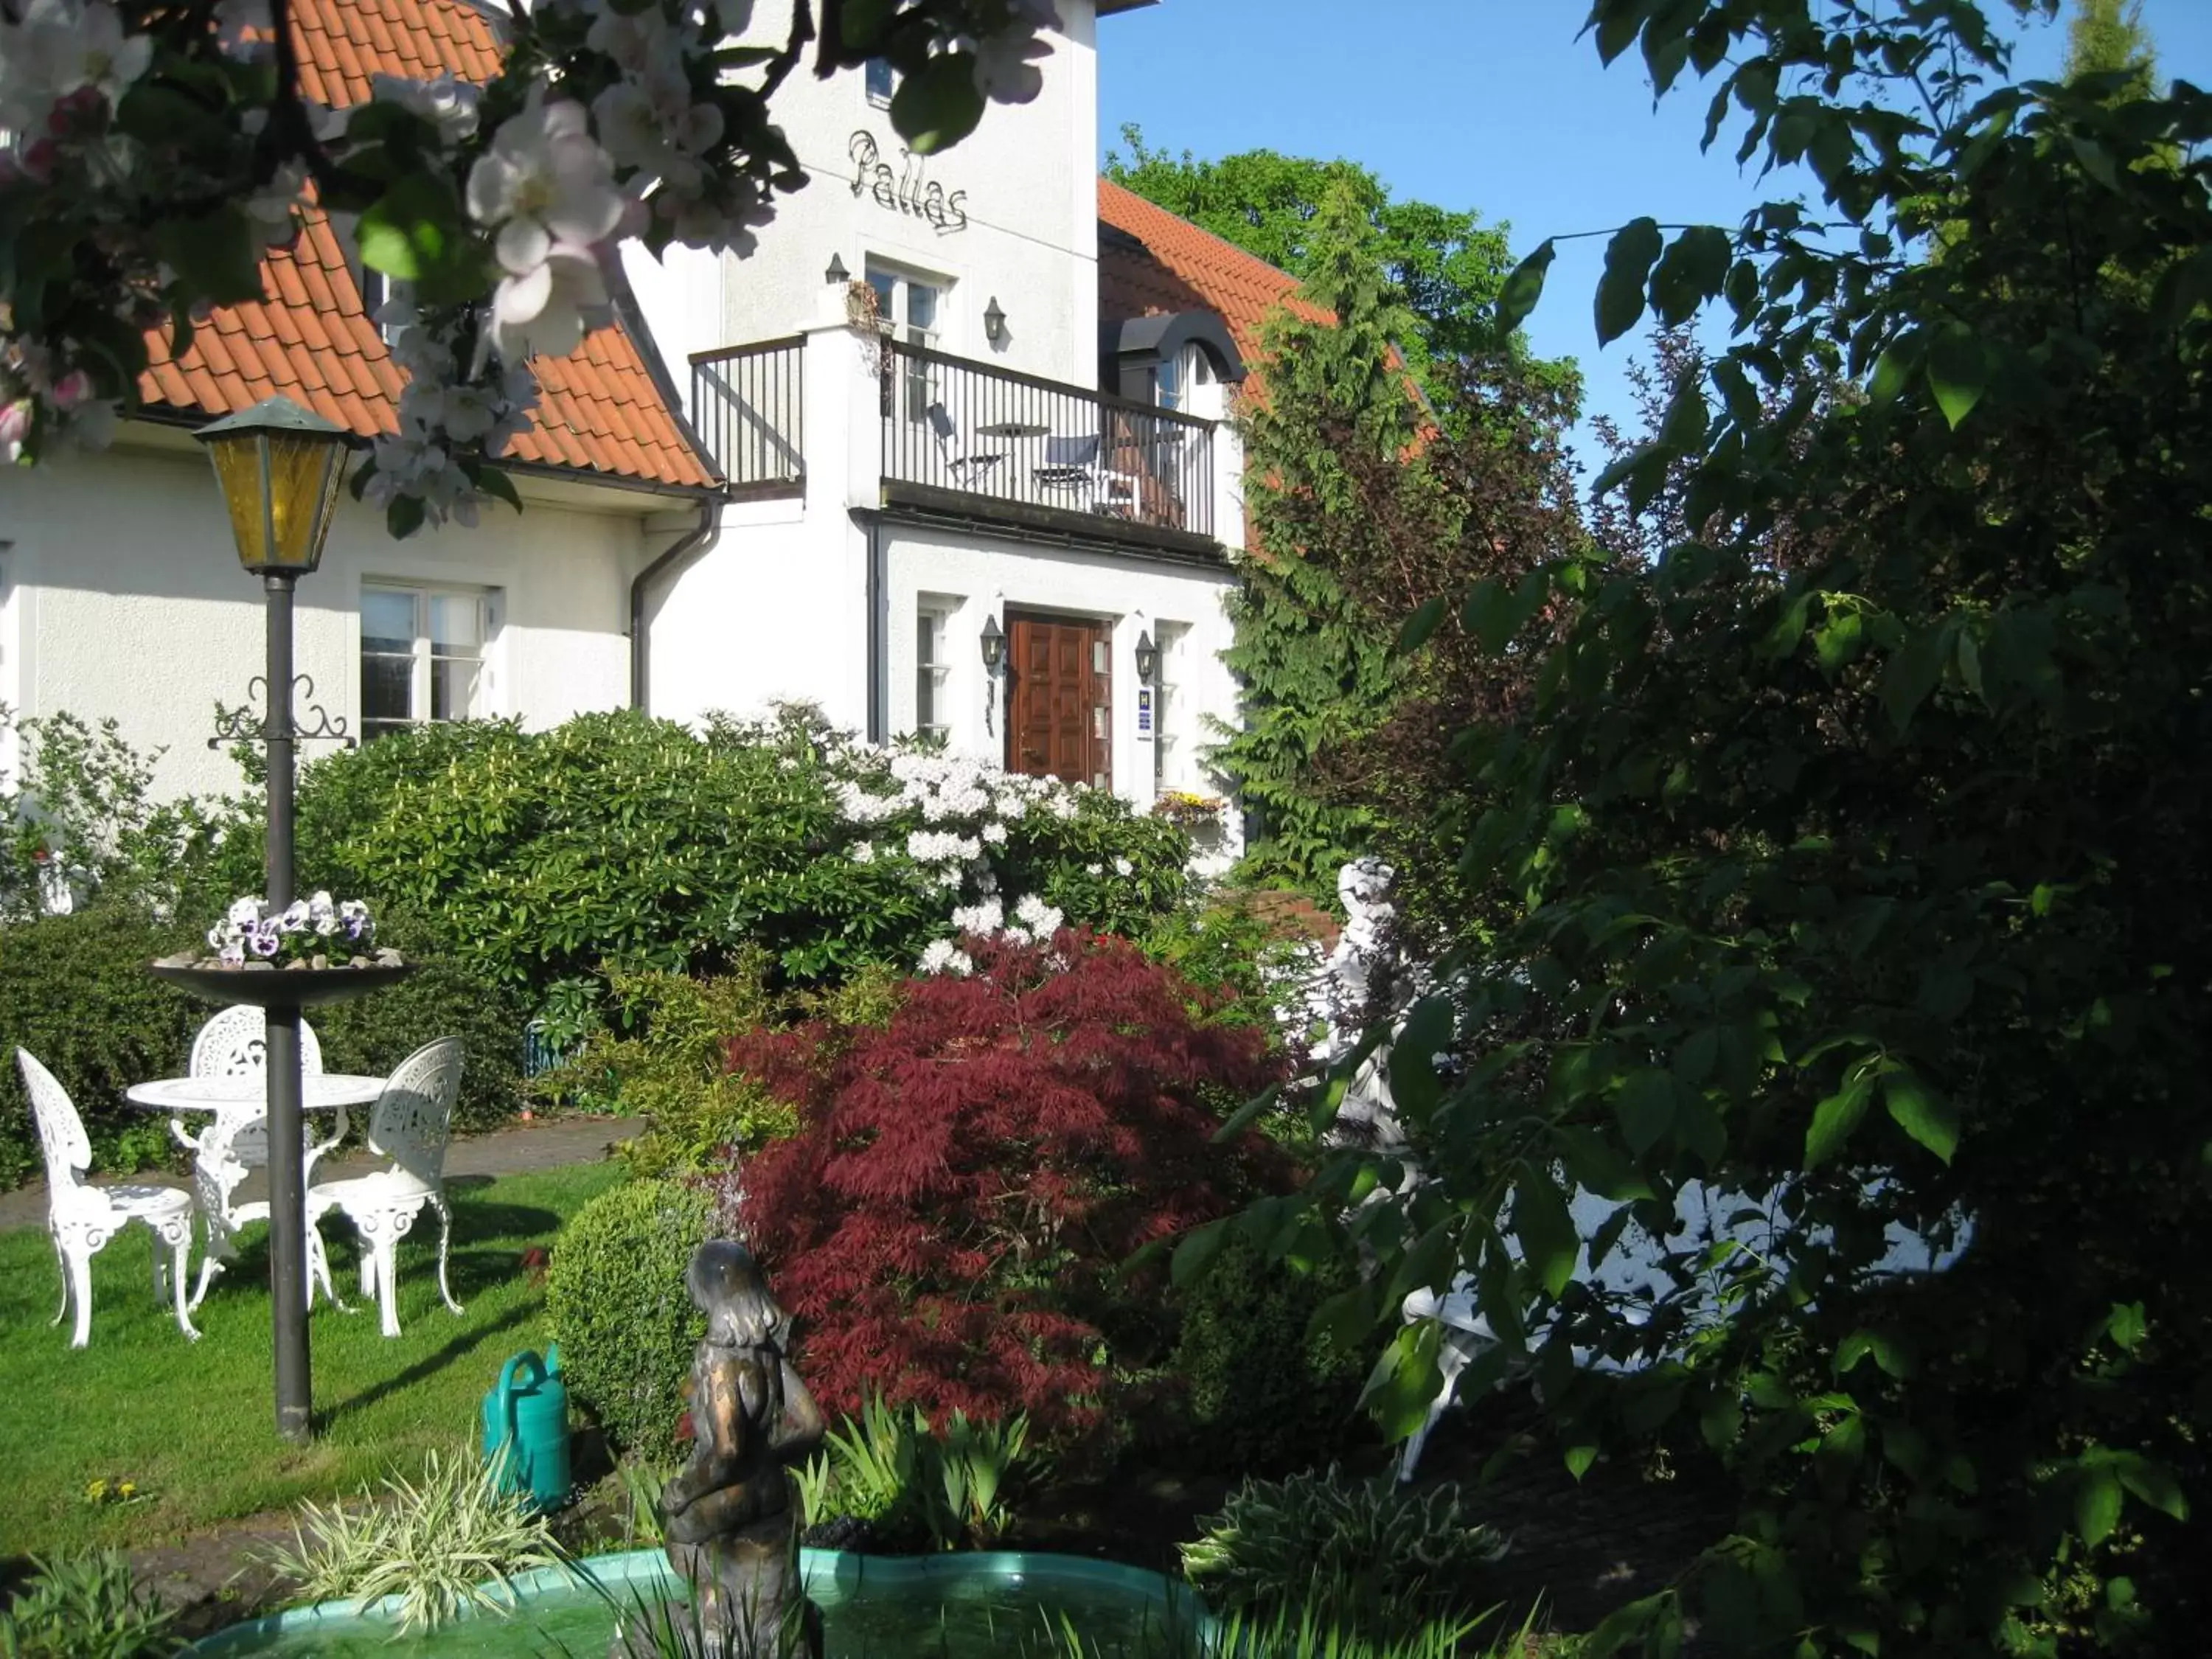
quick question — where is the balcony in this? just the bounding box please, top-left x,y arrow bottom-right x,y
689,337 -> 806,498
687,333 -> 1222,554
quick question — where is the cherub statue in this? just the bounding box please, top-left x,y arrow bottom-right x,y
647,1240 -> 825,1658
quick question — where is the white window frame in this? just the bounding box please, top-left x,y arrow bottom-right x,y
914,602 -> 952,743
360,582 -> 498,742
866,260 -> 950,423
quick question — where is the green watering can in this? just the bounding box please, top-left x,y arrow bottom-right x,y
480,1346 -> 571,1512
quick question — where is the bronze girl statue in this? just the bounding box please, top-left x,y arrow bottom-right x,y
649,1240 -> 826,1658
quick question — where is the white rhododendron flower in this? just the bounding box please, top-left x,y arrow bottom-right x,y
849,841 -> 875,864
918,939 -> 973,977
369,74 -> 481,145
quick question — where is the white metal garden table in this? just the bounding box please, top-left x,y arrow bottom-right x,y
125,1074 -> 386,1118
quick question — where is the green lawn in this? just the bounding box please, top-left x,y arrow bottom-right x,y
0,1162 -> 621,1555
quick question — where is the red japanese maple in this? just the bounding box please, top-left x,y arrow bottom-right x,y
728,931 -> 1290,1441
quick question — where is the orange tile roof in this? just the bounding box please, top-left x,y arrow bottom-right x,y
1096,177 -> 1329,369
136,0 -> 713,493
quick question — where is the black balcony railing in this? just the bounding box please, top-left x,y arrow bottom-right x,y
881,339 -> 1216,540
689,337 -> 805,492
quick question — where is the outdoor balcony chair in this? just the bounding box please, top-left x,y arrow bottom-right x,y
1033,434 -> 1137,515
305,1037 -> 465,1339
17,1048 -> 198,1349
176,1004 -> 338,1312
925,401 -> 1006,484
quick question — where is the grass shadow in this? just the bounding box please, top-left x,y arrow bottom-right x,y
317,1299 -> 535,1430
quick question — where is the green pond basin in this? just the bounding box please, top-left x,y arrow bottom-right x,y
188,1549 -> 1209,1658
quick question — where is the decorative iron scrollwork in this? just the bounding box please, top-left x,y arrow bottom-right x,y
206,676 -> 355,750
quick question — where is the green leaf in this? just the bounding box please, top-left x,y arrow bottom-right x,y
2077,1466 -> 2123,1547
1360,1321 -> 1444,1443
471,465 -> 524,513
1591,440 -> 1666,500
1649,226 -> 1732,327
1557,1127 -> 1655,1202
1211,1081 -> 1284,1144
1386,995 -> 1455,1123
153,206 -> 265,307
1868,335 -> 1919,402
1394,595 -> 1447,655
1616,1068 -> 1677,1156
2111,1452 -> 2188,1520
2107,1301 -> 2147,1353
1169,1217 -> 1228,1290
1884,1071 -> 1959,1164
1596,218 -> 1665,347
1926,324 -> 1990,429
1565,1444 -> 1599,1482
1658,380 -> 1710,451
1880,622 -> 1952,734
888,52 -> 987,154
1805,1074 -> 1871,1169
1497,238 -> 1556,332
1513,1165 -> 1580,1298
1836,1329 -> 1911,1379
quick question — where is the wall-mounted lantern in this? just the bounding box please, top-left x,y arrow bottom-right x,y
980,613 -> 1006,672
1133,628 -> 1158,684
824,252 -> 850,285
983,296 -> 1006,346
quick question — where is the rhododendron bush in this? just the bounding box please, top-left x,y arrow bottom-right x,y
730,931 -> 1292,1442
207,707 -> 1192,1020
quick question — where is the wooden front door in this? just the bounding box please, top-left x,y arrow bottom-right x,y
1006,613 -> 1111,789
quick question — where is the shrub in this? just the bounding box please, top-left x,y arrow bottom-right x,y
544,1178 -> 714,1461
731,932 -> 1293,1447
0,906 -> 203,1189
240,709 -> 1191,1022
307,907 -> 528,1133
255,1448 -> 560,1633
532,964 -> 795,1175
1164,1231 -> 1370,1475
0,1551 -> 179,1659
0,707 -> 234,926
1180,1467 -> 1508,1639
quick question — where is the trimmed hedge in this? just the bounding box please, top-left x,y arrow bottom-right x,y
1164,1231 -> 1371,1475
545,1177 -> 714,1462
0,906 -> 205,1190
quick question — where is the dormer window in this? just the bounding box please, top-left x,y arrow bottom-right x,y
866,58 -> 894,106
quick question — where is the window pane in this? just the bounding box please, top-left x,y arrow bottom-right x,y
361,589 -> 414,655
866,270 -> 897,316
429,594 -> 481,652
916,611 -> 936,667
907,282 -> 938,332
916,667 -> 934,733
362,654 -> 413,724
865,58 -> 894,102
431,654 -> 480,723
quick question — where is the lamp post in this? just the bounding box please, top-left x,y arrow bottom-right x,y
195,396 -> 352,1443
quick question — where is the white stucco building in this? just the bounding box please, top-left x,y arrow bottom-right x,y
1,0 -> 1304,826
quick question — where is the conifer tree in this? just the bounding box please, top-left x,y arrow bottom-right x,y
1210,179 -> 1446,896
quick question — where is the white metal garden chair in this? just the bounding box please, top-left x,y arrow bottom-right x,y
175,1004 -> 337,1312
305,1037 -> 465,1338
16,1048 -> 199,1348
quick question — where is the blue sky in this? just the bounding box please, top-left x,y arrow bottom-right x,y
1099,1 -> 2212,465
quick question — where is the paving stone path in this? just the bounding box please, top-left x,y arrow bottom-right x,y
0,1113 -> 641,1233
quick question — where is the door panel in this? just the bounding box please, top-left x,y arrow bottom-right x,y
1007,613 -> 1111,789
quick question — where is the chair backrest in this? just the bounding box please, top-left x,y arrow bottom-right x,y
190,1005 -> 324,1078
925,400 -> 956,443
15,1048 -> 91,1192
1046,433 -> 1100,468
367,1037 -> 465,1187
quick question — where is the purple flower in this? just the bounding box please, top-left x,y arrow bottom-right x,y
248,920 -> 282,959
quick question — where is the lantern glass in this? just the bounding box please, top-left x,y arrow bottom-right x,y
197,398 -> 352,575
